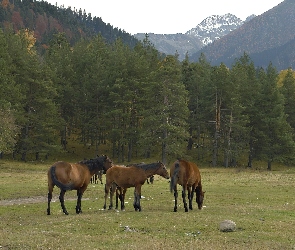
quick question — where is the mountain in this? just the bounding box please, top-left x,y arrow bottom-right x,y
134,14 -> 252,61
186,13 -> 244,46
0,0 -> 139,52
134,33 -> 204,60
190,0 -> 295,70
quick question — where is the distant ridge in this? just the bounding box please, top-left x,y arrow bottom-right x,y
134,13 -> 251,61
190,0 -> 294,70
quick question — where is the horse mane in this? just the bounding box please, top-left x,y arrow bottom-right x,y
50,166 -> 74,190
79,155 -> 107,172
129,162 -> 162,171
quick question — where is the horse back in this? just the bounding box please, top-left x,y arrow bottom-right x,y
189,161 -> 202,186
48,161 -> 90,189
171,160 -> 201,186
106,165 -> 146,188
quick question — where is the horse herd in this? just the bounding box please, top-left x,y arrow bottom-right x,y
46,155 -> 205,215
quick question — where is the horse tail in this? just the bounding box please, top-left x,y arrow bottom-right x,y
50,166 -> 74,191
170,161 -> 180,193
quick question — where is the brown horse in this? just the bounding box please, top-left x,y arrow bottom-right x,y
170,159 -> 205,212
113,176 -> 154,211
104,162 -> 169,211
113,163 -> 153,210
47,155 -> 113,215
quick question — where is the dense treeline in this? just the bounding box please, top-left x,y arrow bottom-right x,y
1,27 -> 295,169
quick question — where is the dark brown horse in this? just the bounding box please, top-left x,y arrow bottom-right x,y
104,162 -> 169,211
47,155 -> 113,215
170,159 -> 204,212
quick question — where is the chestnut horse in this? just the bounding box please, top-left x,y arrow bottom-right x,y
170,159 -> 204,212
113,163 -> 153,210
104,162 -> 169,211
47,155 -> 113,215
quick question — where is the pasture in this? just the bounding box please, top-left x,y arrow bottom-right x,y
0,160 -> 295,249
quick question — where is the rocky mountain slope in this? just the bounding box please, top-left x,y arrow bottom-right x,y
134,13 -> 254,60
191,0 -> 294,70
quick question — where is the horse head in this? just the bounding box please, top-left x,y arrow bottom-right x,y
156,161 -> 170,179
101,155 -> 113,172
196,189 -> 205,209
90,155 -> 113,173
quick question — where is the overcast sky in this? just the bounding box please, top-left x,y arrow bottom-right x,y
41,0 -> 284,34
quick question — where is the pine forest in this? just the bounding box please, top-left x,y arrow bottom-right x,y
1,1 -> 295,170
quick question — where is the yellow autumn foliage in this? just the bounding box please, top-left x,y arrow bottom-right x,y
17,29 -> 36,54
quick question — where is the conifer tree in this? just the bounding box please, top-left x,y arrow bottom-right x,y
7,29 -> 61,160
45,32 -> 74,149
231,53 -> 260,168
280,68 -> 295,133
141,55 -> 189,164
255,64 -> 295,169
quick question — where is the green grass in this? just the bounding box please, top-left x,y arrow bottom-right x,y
1,160 -> 295,249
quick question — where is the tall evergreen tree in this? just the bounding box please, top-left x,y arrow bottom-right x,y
72,35 -> 110,156
105,39 -> 148,162
255,64 -> 295,169
141,55 -> 189,164
182,53 -> 212,160
45,32 -> 74,149
280,68 -> 295,133
0,29 -> 22,154
231,53 -> 260,168
7,29 -> 61,161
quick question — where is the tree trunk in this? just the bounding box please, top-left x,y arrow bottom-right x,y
247,139 -> 253,168
162,128 -> 167,165
267,160 -> 272,171
128,140 -> 132,162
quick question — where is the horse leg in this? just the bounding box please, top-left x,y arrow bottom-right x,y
59,189 -> 69,215
47,190 -> 53,215
188,187 -> 193,210
133,186 -> 142,212
121,188 -> 126,211
115,187 -> 120,210
173,187 -> 178,212
108,183 -> 116,210
98,172 -> 103,184
182,186 -> 188,212
76,189 -> 83,214
103,183 -> 109,209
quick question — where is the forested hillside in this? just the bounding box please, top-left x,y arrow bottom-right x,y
0,0 -> 139,52
1,1 -> 295,169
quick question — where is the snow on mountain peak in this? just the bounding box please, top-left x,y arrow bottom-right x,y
186,13 -> 244,45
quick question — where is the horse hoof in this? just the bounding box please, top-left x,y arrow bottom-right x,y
64,211 -> 69,215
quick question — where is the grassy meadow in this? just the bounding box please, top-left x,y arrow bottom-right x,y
0,159 -> 295,249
